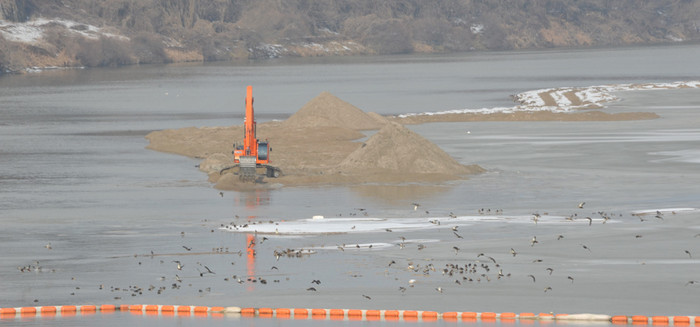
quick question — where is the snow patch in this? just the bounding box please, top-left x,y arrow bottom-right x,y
397,80 -> 700,118
0,18 -> 128,44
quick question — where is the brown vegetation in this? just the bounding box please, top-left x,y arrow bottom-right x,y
1,0 -> 699,72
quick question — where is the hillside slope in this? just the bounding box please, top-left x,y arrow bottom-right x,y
1,0 -> 699,73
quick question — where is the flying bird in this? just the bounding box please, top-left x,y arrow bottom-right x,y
362,294 -> 371,300
530,236 -> 538,247
453,231 -> 464,239
544,286 -> 552,292
578,202 -> 585,209
685,250 -> 692,258
567,276 -> 574,283
306,287 -> 317,291
546,267 -> 554,275
528,275 -> 536,283
182,246 -> 192,251
510,248 -> 518,257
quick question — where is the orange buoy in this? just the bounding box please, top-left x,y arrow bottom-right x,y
365,310 -> 380,321
194,306 -> 208,313
177,306 -> 191,313
443,312 -> 458,320
20,307 -> 36,315
61,305 -> 77,313
160,305 -> 174,312
258,308 -> 273,315
651,316 -> 669,324
462,312 -> 478,319
293,308 -> 308,319
631,315 -> 649,323
0,307 -> 16,315
519,312 -> 536,319
422,311 -> 438,321
81,305 -> 97,313
673,316 -> 690,324
501,312 -> 517,319
129,304 -> 143,311
145,305 -> 158,312
482,312 -> 497,319
41,306 -> 57,314
384,310 -> 400,320
403,310 -> 418,321
611,315 -> 629,324
311,309 -> 326,319
329,309 -> 344,317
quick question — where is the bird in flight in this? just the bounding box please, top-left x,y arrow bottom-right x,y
528,275 -> 536,283
578,202 -> 585,209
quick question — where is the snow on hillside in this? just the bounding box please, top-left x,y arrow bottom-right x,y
0,18 -> 127,44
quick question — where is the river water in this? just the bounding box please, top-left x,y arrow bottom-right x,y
1,44 -> 699,326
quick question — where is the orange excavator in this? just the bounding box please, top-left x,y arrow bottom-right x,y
221,86 -> 281,182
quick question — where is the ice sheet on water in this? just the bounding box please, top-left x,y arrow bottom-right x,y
221,214 -> 608,235
630,208 -> 698,216
397,80 -> 700,118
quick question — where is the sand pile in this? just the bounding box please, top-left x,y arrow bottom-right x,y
147,91 -> 483,189
282,91 -> 385,130
339,122 -> 481,175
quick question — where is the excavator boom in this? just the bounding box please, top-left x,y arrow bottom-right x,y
227,86 -> 280,182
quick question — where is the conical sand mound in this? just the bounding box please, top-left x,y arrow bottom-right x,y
339,122 -> 478,174
282,91 -> 385,130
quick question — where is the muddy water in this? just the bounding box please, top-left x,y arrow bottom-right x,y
1,44 -> 699,326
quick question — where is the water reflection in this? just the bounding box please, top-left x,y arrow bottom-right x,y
350,184 -> 452,204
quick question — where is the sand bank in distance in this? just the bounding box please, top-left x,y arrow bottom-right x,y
146,81 -> 699,189
146,92 -> 484,190
394,81 -> 700,124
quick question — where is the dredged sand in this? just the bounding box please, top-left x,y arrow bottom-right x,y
145,88 -> 659,189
